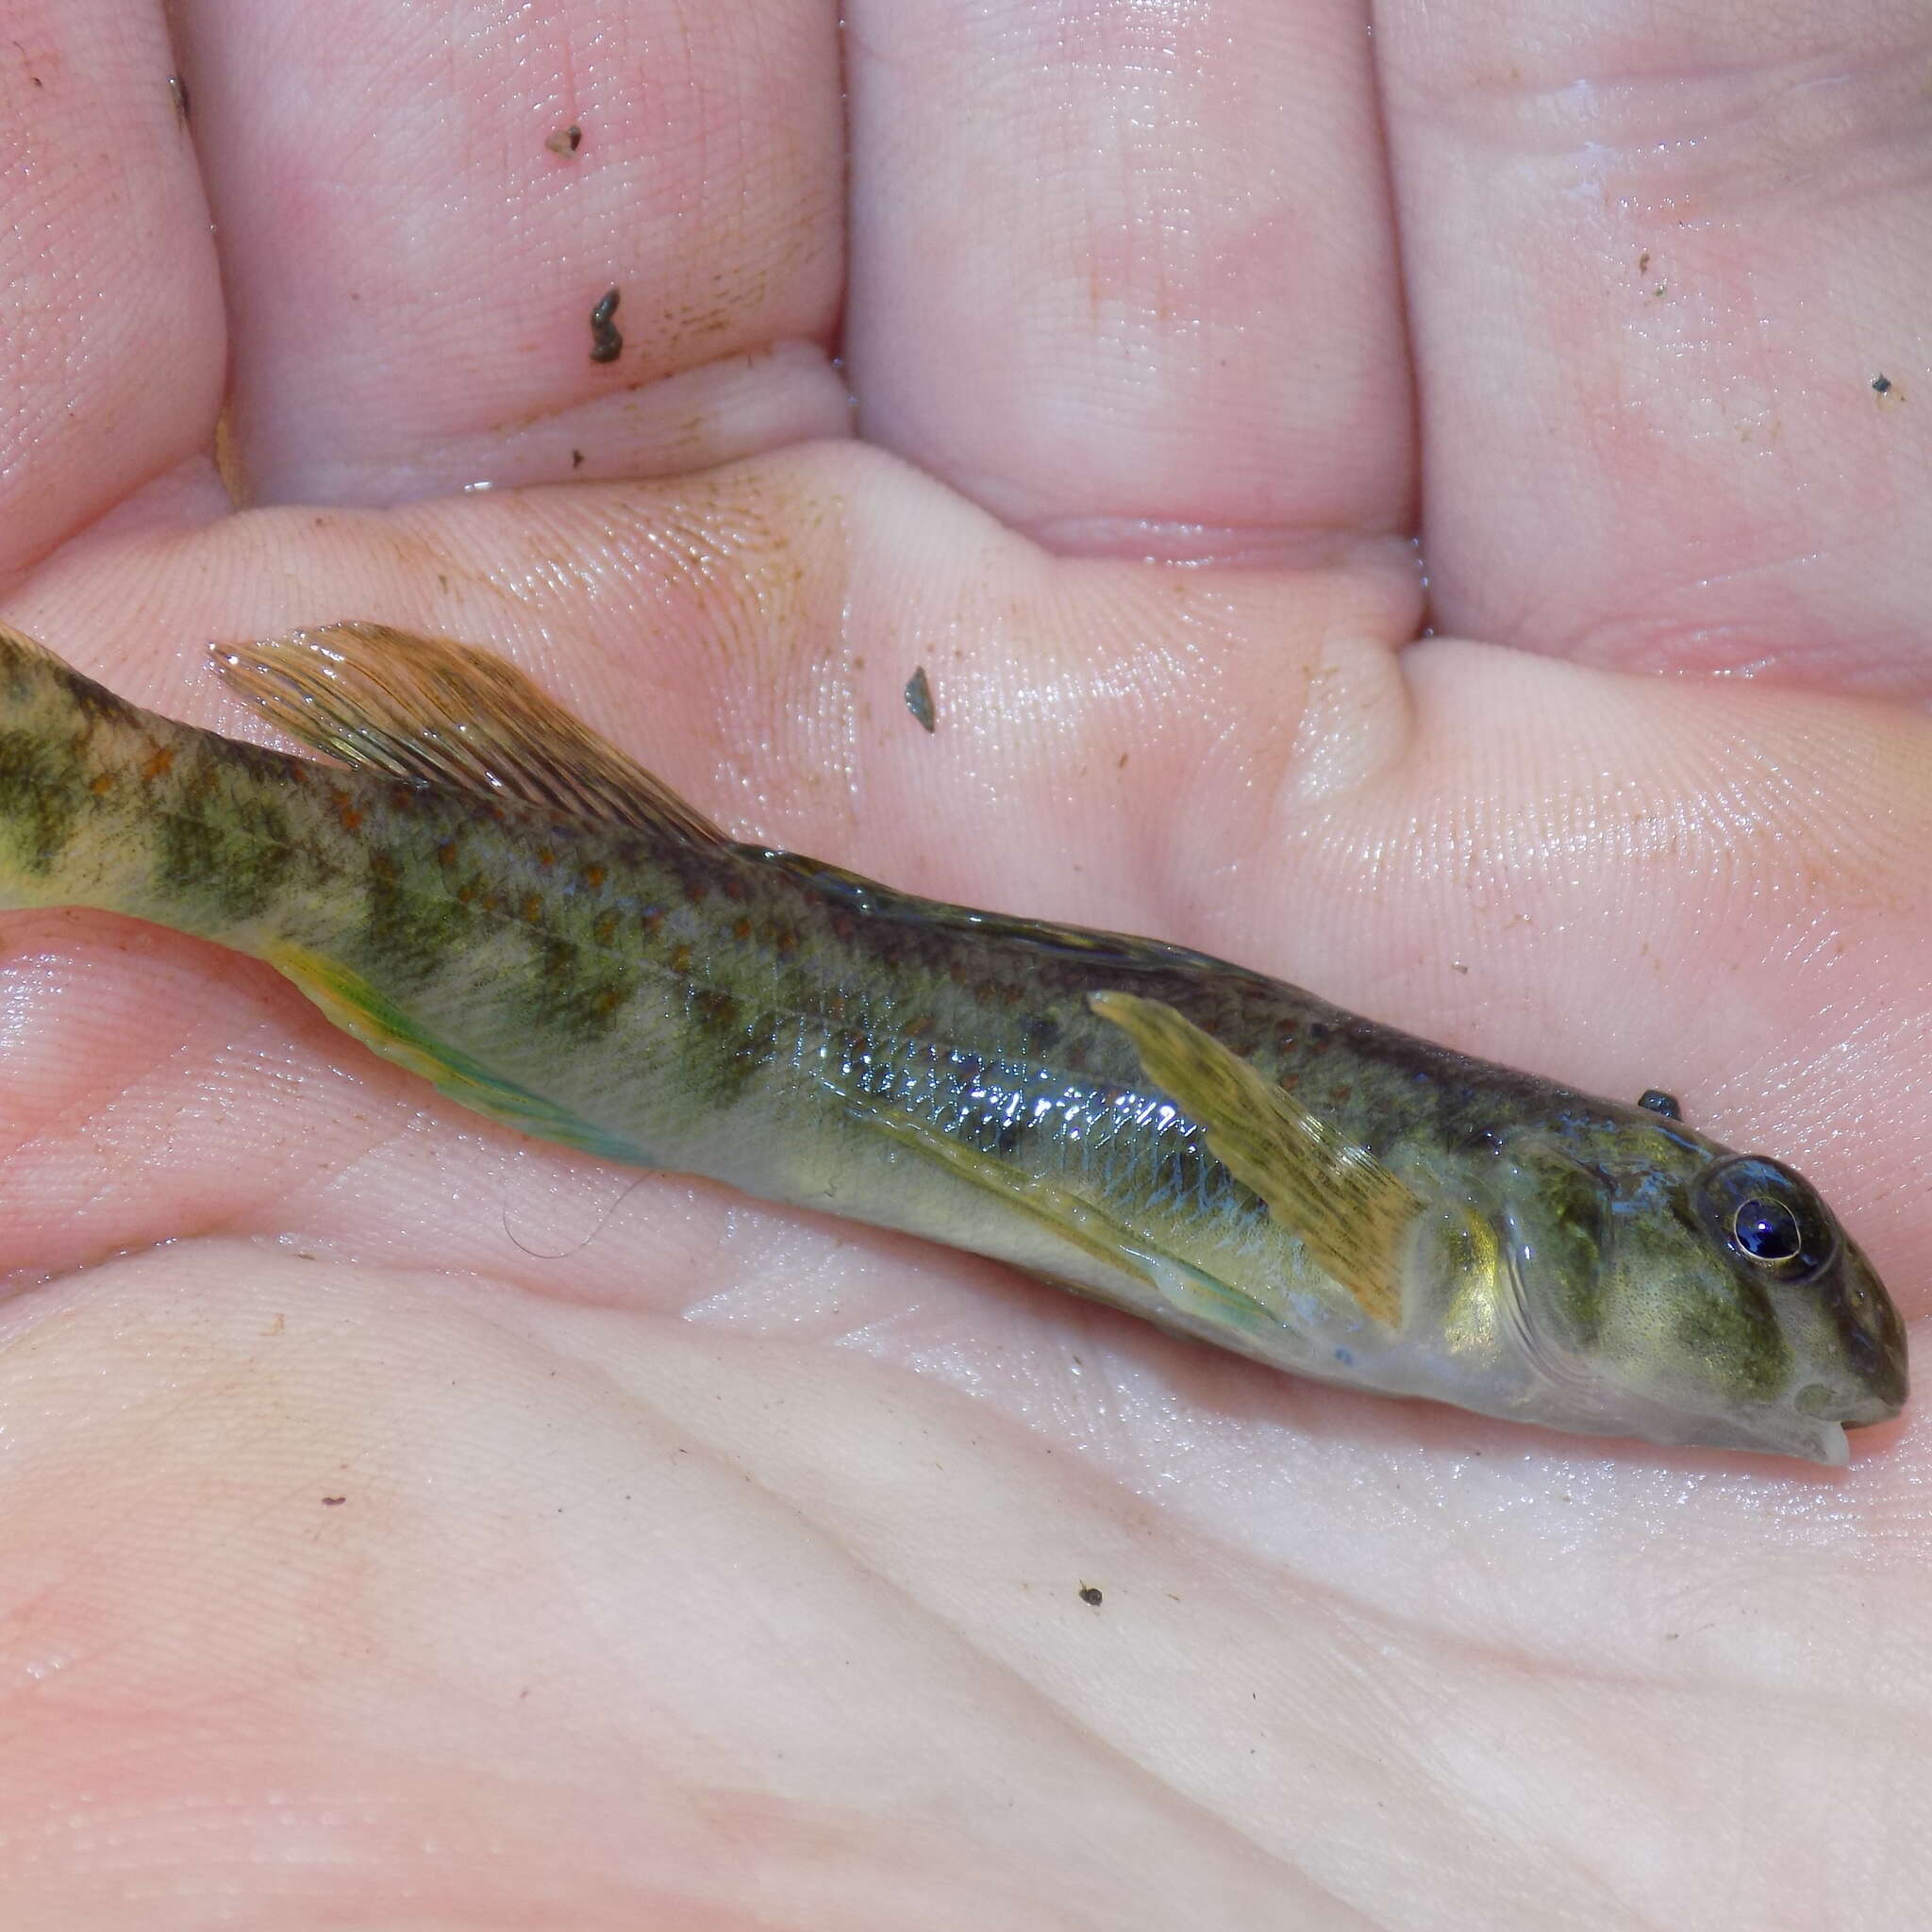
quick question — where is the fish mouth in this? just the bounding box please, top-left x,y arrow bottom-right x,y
1790,1420 -> 1851,1469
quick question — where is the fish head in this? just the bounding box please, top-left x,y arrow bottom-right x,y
1485,1119 -> 1907,1465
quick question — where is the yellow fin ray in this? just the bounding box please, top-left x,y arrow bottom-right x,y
214,622 -> 723,843
856,1101 -> 1281,1334
1090,991 -> 1419,1327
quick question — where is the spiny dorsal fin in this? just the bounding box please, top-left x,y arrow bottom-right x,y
212,621 -> 723,843
1090,991 -> 1421,1327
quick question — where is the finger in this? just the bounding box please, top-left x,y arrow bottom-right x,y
1381,0 -> 1932,691
0,3 -> 225,571
843,0 -> 1414,558
175,0 -> 849,505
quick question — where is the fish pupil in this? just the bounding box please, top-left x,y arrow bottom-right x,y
1732,1197 -> 1801,1262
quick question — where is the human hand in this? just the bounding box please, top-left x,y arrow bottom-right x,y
0,2 -> 1923,1925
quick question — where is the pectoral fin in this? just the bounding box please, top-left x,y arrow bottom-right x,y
855,1100 -> 1281,1335
1090,991 -> 1419,1327
268,943 -> 646,1164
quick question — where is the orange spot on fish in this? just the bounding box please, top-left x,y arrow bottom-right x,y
732,918 -> 753,942
89,772 -> 116,794
582,864 -> 606,891
436,840 -> 458,867
593,912 -> 619,944
334,793 -> 363,831
537,847 -> 557,868
521,893 -> 542,923
140,744 -> 174,782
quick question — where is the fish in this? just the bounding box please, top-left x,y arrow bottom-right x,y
0,618 -> 1906,1464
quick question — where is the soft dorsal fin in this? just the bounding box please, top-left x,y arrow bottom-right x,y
1090,991 -> 1422,1327
212,621 -> 724,843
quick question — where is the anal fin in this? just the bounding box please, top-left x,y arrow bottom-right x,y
268,943 -> 646,1164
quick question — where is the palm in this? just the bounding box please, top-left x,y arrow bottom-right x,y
0,2 -> 1922,1924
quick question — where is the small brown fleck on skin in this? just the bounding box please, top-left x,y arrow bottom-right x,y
545,123 -> 582,156
590,287 -> 623,364
1117,753 -> 1129,770
671,943 -> 693,974
1078,1584 -> 1103,1606
1637,249 -> 1650,273
168,74 -> 190,125
140,744 -> 175,782
571,448 -> 585,469
322,1496 -> 346,1507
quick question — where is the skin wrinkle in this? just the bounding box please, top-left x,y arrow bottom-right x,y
630,1338 -> 1371,1918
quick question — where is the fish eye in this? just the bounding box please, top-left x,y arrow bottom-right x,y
1731,1197 -> 1800,1262
1692,1156 -> 1839,1283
